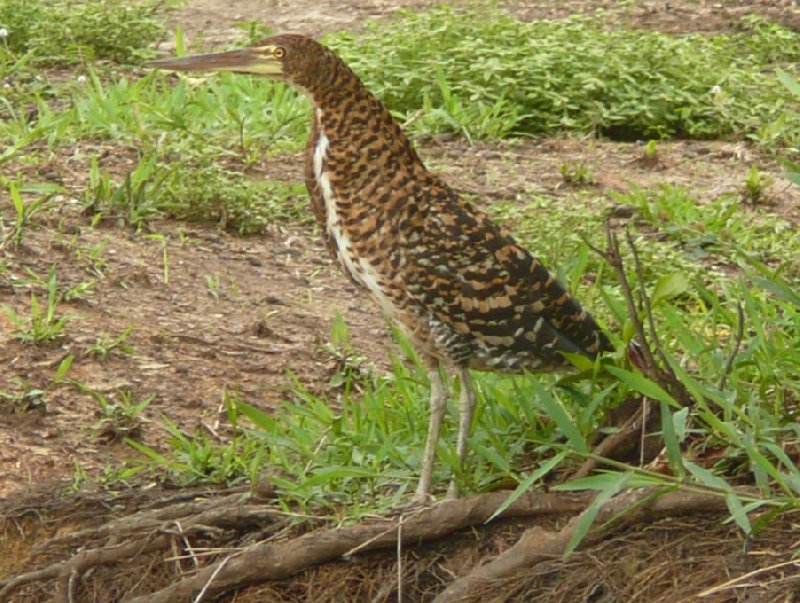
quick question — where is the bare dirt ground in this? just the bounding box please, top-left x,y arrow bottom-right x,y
2,1 -> 800,602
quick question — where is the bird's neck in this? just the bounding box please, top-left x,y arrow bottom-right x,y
307,65 -> 425,174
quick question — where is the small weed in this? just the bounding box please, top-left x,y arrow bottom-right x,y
72,382 -> 153,442
741,165 -> 773,205
324,312 -> 372,391
3,266 -> 75,343
2,181 -> 61,247
88,327 -> 135,362
20,266 -> 95,302
68,462 -> 90,492
53,354 -> 74,384
83,155 -> 165,229
0,378 -> 47,413
74,239 -> 110,277
144,233 -> 169,283
639,139 -> 662,168
559,160 -> 596,186
206,273 -> 222,300
128,397 -> 262,485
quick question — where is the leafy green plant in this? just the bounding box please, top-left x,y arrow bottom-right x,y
83,154 -> 166,229
128,393 -> 265,486
742,165 -> 773,204
0,377 -> 47,412
613,184 -> 799,276
3,266 -> 75,343
776,68 -> 800,185
205,274 -> 222,300
639,139 -> 662,168
19,265 -> 95,302
88,327 -> 135,362
72,383 -> 154,442
329,9 -> 800,145
2,181 -> 62,247
559,160 -> 596,186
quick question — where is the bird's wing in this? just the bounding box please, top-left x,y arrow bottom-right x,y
403,185 -> 610,366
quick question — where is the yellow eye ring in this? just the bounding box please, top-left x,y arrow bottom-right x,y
273,47 -> 286,59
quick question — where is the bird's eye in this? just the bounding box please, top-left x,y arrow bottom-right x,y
273,47 -> 286,59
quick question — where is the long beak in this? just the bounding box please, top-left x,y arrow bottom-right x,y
149,47 -> 283,76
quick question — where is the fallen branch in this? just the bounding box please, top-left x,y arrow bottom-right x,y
431,488 -> 729,603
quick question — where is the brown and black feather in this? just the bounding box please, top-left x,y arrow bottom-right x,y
279,33 -> 611,372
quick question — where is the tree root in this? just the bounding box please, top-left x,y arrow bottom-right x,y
431,489 -> 729,603
1,483 -> 743,603
123,491 -> 588,603
0,490 -> 588,602
0,492 -> 291,603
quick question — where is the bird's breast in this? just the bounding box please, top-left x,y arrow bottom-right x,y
312,123 -> 399,318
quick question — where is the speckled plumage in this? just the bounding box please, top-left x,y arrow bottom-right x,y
286,34 -> 611,373
153,34 -> 613,501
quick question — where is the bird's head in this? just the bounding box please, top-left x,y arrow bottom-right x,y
150,34 -> 336,94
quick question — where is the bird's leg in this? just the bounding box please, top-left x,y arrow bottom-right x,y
414,364 -> 447,503
447,367 -> 476,499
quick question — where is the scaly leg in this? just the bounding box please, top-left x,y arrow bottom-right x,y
414,363 -> 447,503
447,367 -> 476,499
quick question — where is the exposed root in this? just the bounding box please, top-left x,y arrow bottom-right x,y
122,491 -> 589,603
0,491 -> 293,603
431,489 -> 729,603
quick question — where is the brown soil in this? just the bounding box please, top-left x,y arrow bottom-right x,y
2,1 -> 800,602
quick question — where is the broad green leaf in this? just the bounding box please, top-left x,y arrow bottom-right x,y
672,407 -> 690,442
237,400 -> 278,431
53,354 -> 74,383
777,68 -> 800,97
562,351 -> 594,372
555,472 -> 671,491
304,466 -> 380,487
9,182 -> 24,216
724,491 -> 752,536
651,272 -> 689,306
126,438 -> 171,464
750,276 -> 800,307
685,460 -> 730,491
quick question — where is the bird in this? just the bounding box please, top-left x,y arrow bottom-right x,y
152,34 -> 617,502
